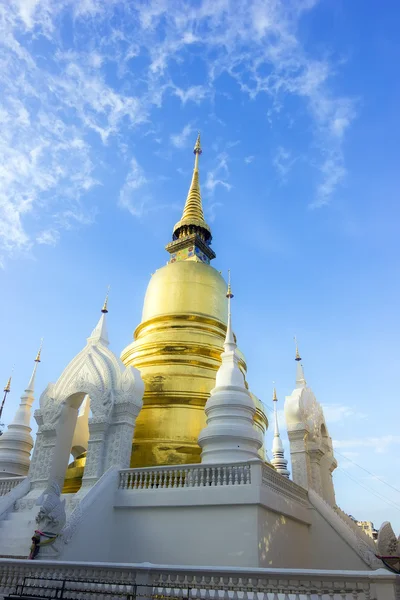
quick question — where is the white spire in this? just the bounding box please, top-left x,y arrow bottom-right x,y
87,290 -> 109,346
294,337 -> 306,389
0,342 -> 42,477
198,273 -> 262,464
271,388 -> 290,478
224,269 -> 235,351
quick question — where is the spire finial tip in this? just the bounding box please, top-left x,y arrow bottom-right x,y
294,335 -> 301,361
102,285 -> 110,314
35,338 -> 43,363
226,269 -> 234,299
194,131 -> 202,155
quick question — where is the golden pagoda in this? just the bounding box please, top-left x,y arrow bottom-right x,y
64,134 -> 268,491
121,134 -> 268,467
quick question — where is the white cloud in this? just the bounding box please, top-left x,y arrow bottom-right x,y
273,146 -> 298,180
173,85 -> 209,105
333,436 -> 400,454
204,152 -> 232,194
245,155 -> 255,164
119,157 -> 149,217
36,229 -> 60,246
312,155 -> 347,208
170,124 -> 193,149
0,0 -> 356,263
321,403 -> 367,424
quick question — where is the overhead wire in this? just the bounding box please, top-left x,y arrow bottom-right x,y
336,467 -> 400,513
334,449 -> 400,496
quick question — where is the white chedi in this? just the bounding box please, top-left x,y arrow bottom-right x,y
0,343 -> 42,478
271,388 -> 290,478
198,278 -> 262,464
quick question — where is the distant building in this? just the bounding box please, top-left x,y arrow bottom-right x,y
357,520 -> 378,541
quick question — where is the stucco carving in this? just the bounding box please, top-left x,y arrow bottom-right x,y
28,313 -> 144,491
285,383 -> 337,505
0,476 -> 31,521
377,522 -> 399,556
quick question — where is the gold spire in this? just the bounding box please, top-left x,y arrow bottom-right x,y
4,375 -> 12,394
35,338 -> 43,363
294,336 -> 301,361
102,286 -> 110,314
226,269 -> 234,299
172,132 -> 211,238
273,387 -> 277,402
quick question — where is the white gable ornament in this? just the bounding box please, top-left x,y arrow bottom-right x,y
28,304 -> 144,494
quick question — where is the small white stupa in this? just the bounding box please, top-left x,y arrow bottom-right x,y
198,272 -> 262,463
0,341 -> 42,477
270,387 -> 290,478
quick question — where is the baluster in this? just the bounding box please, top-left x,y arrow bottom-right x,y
187,469 -> 192,487
199,467 -> 204,487
233,466 -> 238,485
364,583 -> 371,600
222,467 -> 227,486
211,467 -> 216,486
180,469 -> 185,487
227,467 -> 233,485
238,466 -> 243,484
245,465 -> 251,484
174,469 -> 178,488
166,470 -> 171,488
217,467 -> 222,486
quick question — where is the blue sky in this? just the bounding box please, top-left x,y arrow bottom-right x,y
1,0 -> 400,531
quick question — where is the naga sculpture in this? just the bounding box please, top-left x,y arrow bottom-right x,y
29,481 -> 66,559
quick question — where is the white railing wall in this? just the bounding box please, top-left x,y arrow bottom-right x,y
119,461 -> 252,490
0,477 -> 26,497
0,559 -> 399,600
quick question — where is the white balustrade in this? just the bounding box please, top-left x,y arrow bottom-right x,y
119,462 -> 252,490
0,477 -> 26,497
118,461 -> 310,508
0,559 -> 398,600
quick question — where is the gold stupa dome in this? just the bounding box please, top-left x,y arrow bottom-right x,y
141,261 -> 227,323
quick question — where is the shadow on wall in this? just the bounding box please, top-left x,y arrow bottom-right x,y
258,505 -> 310,568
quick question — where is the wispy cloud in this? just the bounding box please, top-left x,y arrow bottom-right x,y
170,124 -> 193,149
333,435 -> 400,454
205,152 -> 232,194
273,147 -> 298,180
245,156 -> 255,164
0,0 -> 356,264
321,403 -> 367,424
119,158 -> 149,217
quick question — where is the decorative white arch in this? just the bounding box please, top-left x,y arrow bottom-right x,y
29,312 -> 144,492
285,383 -> 337,505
